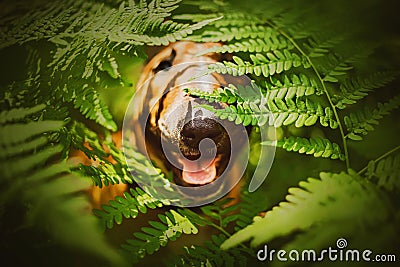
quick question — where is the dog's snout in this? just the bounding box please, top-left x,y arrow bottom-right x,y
181,118 -> 222,145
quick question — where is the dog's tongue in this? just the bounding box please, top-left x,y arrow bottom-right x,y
181,159 -> 216,185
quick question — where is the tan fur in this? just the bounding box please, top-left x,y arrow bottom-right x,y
79,42 -> 245,209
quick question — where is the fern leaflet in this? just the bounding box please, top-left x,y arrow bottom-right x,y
94,187 -> 169,230
264,136 -> 345,160
221,170 -> 395,251
121,209 -> 200,264
333,71 -> 399,109
344,94 -> 400,140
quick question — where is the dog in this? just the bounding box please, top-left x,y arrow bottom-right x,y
89,42 -> 250,208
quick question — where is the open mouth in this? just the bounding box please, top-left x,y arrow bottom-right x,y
179,157 -> 218,185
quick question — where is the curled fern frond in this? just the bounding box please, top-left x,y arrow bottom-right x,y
264,136 -> 344,160
344,94 -> 400,140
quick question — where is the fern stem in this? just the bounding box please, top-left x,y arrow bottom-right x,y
208,222 -> 231,237
266,21 -> 350,169
357,145 -> 400,175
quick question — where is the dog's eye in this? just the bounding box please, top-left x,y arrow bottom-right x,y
154,60 -> 172,73
153,49 -> 176,73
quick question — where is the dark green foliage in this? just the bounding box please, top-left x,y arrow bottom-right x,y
0,104 -> 125,266
344,95 -> 400,140
221,170 -> 398,253
1,0 -> 399,266
94,187 -> 168,229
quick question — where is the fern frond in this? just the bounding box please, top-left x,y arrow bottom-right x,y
0,106 -> 123,265
318,44 -> 375,83
221,170 -> 393,250
167,234 -> 248,267
113,16 -> 221,46
73,84 -> 117,131
264,136 -> 345,160
366,153 -> 400,192
78,162 -> 133,187
0,120 -> 65,146
196,35 -> 292,55
234,189 -> 269,231
189,25 -> 278,43
94,187 -> 169,230
0,104 -> 45,124
207,50 -> 308,77
0,0 -> 78,49
121,209 -> 200,264
0,136 -> 48,159
187,81 -> 338,128
333,71 -> 399,109
69,121 -> 108,159
68,122 -> 133,186
302,35 -> 344,58
200,198 -> 240,228
175,10 -> 263,27
196,95 -> 338,129
264,73 -> 323,98
344,94 -> 400,140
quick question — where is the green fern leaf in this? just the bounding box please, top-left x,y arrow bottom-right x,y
319,44 -> 375,83
333,71 -> 399,109
264,136 -> 344,160
208,50 -> 307,77
196,35 -> 292,55
221,170 -> 393,250
366,153 -> 400,192
94,187 -> 168,230
264,73 -> 323,99
189,25 -> 279,43
344,95 -> 400,140
166,234 -> 248,267
0,120 -> 64,146
303,35 -> 343,58
121,209 -> 199,263
72,84 -> 117,131
0,144 -> 63,180
0,104 -> 46,124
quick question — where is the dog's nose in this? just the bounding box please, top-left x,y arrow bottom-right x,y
180,118 -> 222,146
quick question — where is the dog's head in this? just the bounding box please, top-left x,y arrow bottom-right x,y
131,42 -> 249,188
